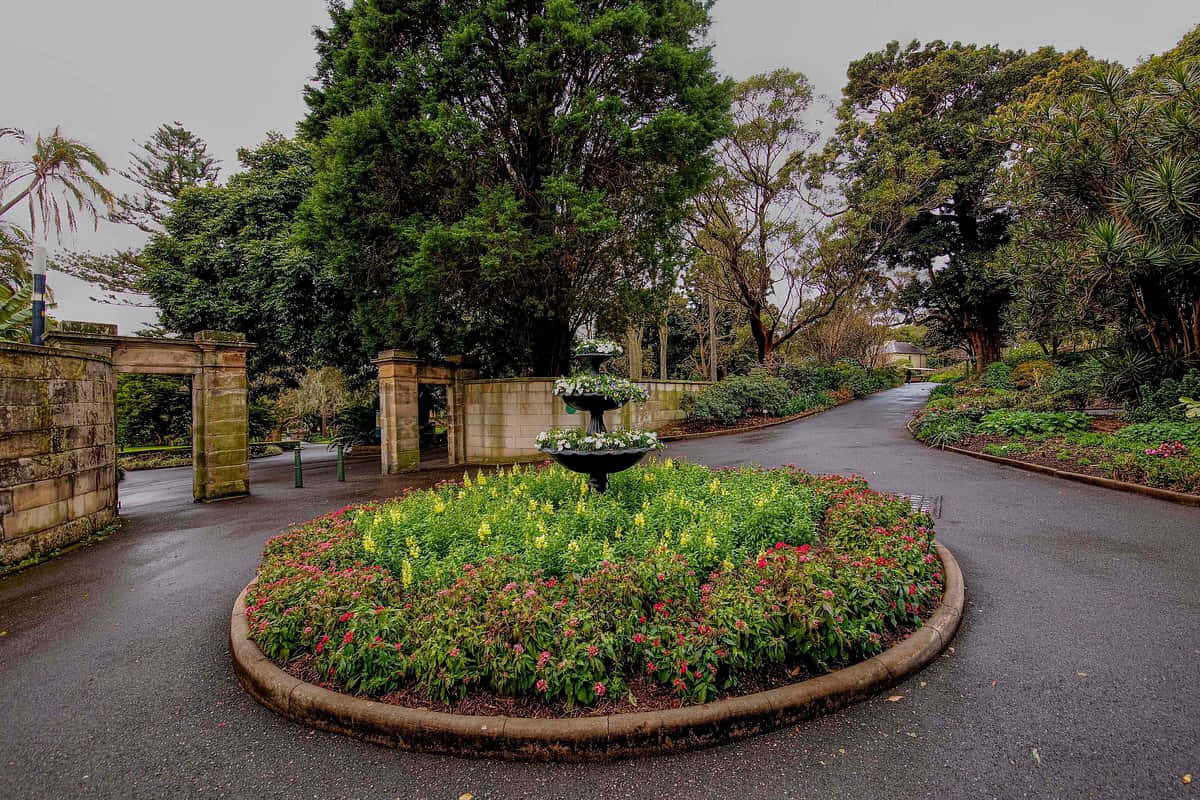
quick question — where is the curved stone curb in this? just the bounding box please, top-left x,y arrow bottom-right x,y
906,420 -> 1200,508
231,543 -> 963,761
659,399 -> 853,443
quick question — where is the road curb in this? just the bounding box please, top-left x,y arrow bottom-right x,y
230,543 -> 963,761
906,420 -> 1200,508
659,398 -> 857,443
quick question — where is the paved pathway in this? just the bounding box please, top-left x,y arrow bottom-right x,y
1,385 -> 1196,799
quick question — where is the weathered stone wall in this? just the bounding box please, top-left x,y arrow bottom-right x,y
0,342 -> 117,566
462,378 -> 708,463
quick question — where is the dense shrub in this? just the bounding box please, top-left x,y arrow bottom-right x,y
1129,370 -> 1200,422
681,372 -> 792,423
1040,360 -> 1105,408
777,363 -> 843,395
1010,359 -> 1057,390
683,364 -> 901,423
245,464 -> 942,706
1002,342 -> 1047,365
979,362 -> 1015,391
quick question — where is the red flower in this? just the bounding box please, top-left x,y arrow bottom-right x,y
339,611 -> 355,623
342,630 -> 354,644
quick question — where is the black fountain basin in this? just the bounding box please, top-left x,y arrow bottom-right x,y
559,392 -> 624,414
539,446 -> 653,493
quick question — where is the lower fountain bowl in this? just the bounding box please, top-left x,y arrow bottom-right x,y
539,446 -> 654,492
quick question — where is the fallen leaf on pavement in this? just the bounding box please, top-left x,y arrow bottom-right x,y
887,695 -> 904,702
1076,671 -> 1088,677
1032,748 -> 1041,766
459,794 -> 474,800
1183,774 -> 1191,785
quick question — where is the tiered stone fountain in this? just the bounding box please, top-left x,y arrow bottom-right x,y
538,344 -> 658,493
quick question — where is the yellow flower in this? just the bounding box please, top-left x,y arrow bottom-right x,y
542,502 -> 554,515
478,520 -> 492,542
614,526 -> 623,539
721,559 -> 734,571
753,495 -> 767,509
567,539 -> 580,553
709,479 -> 720,495
362,533 -> 376,554
601,542 -> 614,562
477,472 -> 487,486
704,529 -> 717,551
643,472 -> 655,483
433,498 -> 446,514
579,480 -> 588,497
401,558 -> 413,589
534,534 -> 547,549
575,500 -> 585,514
536,519 -> 548,534
634,512 -> 646,529
405,535 -> 420,560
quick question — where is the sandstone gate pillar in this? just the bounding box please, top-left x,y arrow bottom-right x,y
192,331 -> 251,501
374,350 -> 420,474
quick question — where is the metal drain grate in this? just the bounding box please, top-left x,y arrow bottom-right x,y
902,493 -> 943,518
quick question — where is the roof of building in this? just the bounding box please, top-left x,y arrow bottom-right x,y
881,340 -> 927,356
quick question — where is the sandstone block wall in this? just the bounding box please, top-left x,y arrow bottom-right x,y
462,378 -> 709,463
0,343 -> 117,566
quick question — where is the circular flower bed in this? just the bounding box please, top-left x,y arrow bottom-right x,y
246,462 -> 943,710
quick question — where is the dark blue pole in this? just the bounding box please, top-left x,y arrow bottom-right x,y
31,246 -> 46,345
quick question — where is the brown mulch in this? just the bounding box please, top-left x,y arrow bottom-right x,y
1087,416 -> 1129,434
277,615 -> 931,719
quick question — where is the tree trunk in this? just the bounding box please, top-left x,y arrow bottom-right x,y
659,320 -> 668,379
708,293 -> 718,382
967,327 -> 1002,372
749,311 -> 771,363
626,325 -> 644,380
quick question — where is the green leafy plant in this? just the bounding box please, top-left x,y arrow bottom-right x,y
975,409 -> 1090,437
980,362 -> 1015,391
913,409 -> 974,447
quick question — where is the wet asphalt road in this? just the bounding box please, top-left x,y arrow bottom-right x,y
1,384 -> 1197,799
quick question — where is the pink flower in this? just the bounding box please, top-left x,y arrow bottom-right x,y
538,650 -> 551,667
448,647 -> 461,658
513,643 -> 525,655
302,626 -> 313,635
633,633 -> 645,644
536,679 -> 548,693
594,682 -> 606,697
587,645 -> 599,657
822,589 -> 835,600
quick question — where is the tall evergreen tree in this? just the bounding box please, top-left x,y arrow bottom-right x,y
62,122 -> 220,305
298,0 -> 732,376
824,41 -> 1062,368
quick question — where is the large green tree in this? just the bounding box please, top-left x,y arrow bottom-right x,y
298,0 -> 731,376
141,135 -> 361,392
1002,27 -> 1200,364
824,41 -> 1063,368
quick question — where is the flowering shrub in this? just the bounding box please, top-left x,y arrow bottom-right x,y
245,463 -> 942,708
536,428 -> 663,452
573,338 -> 623,357
554,374 -> 650,404
1144,441 -> 1189,458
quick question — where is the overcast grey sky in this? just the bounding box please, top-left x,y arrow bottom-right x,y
2,0 -> 1196,332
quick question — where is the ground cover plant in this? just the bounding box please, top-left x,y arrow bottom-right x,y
245,462 -> 943,710
913,364 -> 1200,493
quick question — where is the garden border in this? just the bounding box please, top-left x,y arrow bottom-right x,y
230,542 -> 963,761
905,421 -> 1200,508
